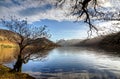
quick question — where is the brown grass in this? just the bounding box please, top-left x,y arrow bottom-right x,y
0,65 -> 35,79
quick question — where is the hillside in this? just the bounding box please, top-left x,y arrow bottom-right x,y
0,29 -> 58,50
0,29 -> 21,43
74,36 -> 104,47
57,39 -> 82,46
79,32 -> 120,52
29,37 -> 58,49
99,32 -> 120,52
57,32 -> 120,52
56,37 -> 104,47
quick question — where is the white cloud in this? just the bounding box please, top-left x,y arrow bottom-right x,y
0,0 -> 76,23
0,0 -> 119,23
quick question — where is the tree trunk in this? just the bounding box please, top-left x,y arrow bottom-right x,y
12,54 -> 23,72
11,39 -> 27,72
11,45 -> 24,72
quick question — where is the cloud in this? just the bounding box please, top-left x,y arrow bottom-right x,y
0,0 -> 119,23
19,4 -> 52,16
0,0 -> 73,23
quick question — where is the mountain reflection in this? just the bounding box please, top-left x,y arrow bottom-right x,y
1,47 -> 120,79
0,46 -> 18,63
0,46 -> 50,72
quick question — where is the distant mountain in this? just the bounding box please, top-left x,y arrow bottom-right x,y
99,32 -> 120,52
74,36 -> 104,47
75,32 -> 120,52
56,39 -> 82,46
57,37 -> 104,47
29,37 -> 58,49
57,31 -> 120,52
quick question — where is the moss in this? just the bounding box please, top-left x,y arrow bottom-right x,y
0,64 -> 35,79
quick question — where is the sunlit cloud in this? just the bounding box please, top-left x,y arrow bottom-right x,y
0,0 -> 118,23
0,0 -> 76,23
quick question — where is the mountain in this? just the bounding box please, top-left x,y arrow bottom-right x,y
0,29 -> 20,47
0,29 -> 58,50
76,32 -> 120,52
56,37 -> 104,47
56,39 -> 82,46
29,37 -> 58,49
58,31 -> 120,52
74,36 -> 104,47
99,32 -> 120,52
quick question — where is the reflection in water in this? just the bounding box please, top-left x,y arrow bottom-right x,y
2,47 -> 120,79
13,49 -> 49,72
0,46 -> 18,63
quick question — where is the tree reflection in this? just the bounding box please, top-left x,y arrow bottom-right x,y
11,49 -> 49,72
0,46 -> 49,72
1,17 -> 50,72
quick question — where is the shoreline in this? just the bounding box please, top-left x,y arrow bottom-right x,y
0,64 -> 35,79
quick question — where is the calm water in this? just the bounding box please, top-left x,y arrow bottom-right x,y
1,47 -> 120,79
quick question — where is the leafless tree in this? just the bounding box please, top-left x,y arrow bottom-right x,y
57,0 -> 120,37
1,16 -> 50,72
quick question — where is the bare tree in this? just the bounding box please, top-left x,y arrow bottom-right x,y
57,0 -> 99,33
1,16 -> 50,72
57,0 -> 120,37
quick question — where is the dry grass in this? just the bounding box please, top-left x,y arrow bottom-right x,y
0,65 -> 35,79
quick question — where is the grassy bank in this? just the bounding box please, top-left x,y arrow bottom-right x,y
0,64 -> 35,79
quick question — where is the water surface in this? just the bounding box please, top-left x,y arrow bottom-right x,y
2,47 -> 120,79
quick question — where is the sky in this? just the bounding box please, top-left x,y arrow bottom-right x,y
33,19 -> 89,41
0,0 -> 119,42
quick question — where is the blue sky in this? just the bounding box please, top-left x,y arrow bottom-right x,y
0,0 -> 90,41
0,0 -> 118,41
32,19 -> 89,41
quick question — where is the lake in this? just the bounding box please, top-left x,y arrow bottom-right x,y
1,47 -> 120,79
